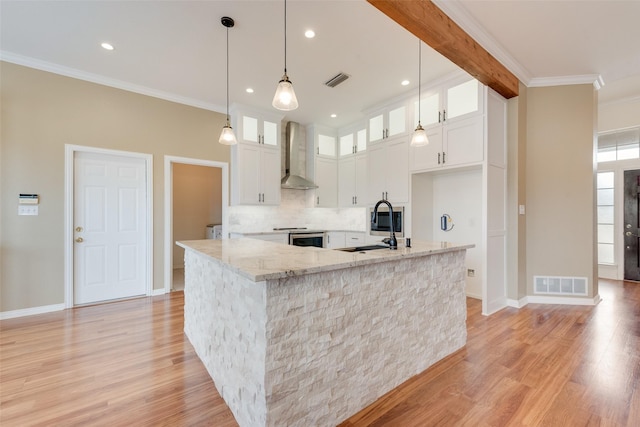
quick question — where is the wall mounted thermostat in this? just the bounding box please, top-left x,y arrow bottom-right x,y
18,194 -> 39,216
440,214 -> 454,232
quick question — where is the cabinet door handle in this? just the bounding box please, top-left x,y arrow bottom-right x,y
438,152 -> 441,164
438,111 -> 441,123
442,152 -> 446,164
355,196 -> 357,204
317,196 -> 320,205
385,191 -> 388,200
443,110 -> 446,122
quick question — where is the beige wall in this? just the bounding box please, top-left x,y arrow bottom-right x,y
506,83 -> 528,301
598,98 -> 640,132
0,62 -> 229,312
525,84 -> 598,298
172,163 -> 222,268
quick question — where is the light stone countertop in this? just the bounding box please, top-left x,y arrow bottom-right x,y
177,238 -> 474,282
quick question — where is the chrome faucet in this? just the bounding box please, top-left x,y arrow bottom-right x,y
372,199 -> 398,250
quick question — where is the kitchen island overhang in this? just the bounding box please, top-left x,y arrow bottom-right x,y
177,238 -> 473,427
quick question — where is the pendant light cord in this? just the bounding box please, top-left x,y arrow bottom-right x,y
226,24 -> 230,121
284,0 -> 287,74
417,39 -> 421,126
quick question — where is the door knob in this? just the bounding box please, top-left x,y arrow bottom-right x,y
626,224 -> 632,229
75,237 -> 84,243
626,231 -> 632,237
75,226 -> 83,232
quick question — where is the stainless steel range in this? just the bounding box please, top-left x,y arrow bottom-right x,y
273,228 -> 325,248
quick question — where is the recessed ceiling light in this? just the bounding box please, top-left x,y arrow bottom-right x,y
101,42 -> 114,51
246,88 -> 254,93
330,114 -> 337,118
305,30 -> 315,39
401,80 -> 410,86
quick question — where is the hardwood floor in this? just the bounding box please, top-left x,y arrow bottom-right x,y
1,279 -> 638,426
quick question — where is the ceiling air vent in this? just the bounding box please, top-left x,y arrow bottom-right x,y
324,72 -> 350,88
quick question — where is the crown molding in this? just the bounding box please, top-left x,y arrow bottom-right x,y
529,74 -> 605,89
433,0 -> 532,84
432,0 -> 609,92
0,50 -> 225,114
599,94 -> 640,107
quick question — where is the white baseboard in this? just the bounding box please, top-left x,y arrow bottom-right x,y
0,303 -> 65,320
506,297 -> 528,308
465,292 -> 482,300
519,294 -> 601,307
151,288 -> 167,296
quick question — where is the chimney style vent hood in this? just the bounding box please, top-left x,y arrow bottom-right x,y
281,121 -> 318,190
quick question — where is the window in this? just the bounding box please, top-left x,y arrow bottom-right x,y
598,128 -> 640,162
597,171 -> 615,264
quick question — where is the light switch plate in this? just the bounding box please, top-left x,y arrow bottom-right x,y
519,204 -> 525,215
18,205 -> 38,216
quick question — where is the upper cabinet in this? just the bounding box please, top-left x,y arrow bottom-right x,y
415,77 -> 484,128
309,124 -> 337,159
367,136 -> 409,204
367,100 -> 409,144
230,105 -> 283,206
308,125 -> 338,207
339,122 -> 367,157
232,105 -> 281,147
410,78 -> 485,172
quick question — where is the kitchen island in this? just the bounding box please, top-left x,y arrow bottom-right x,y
176,238 -> 472,427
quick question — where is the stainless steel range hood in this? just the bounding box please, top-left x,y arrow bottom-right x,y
281,121 -> 318,190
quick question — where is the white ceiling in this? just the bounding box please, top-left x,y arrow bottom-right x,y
2,0 -> 639,129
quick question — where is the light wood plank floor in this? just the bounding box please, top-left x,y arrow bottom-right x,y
1,279 -> 638,426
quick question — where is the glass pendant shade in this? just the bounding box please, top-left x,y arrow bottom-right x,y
219,118 -> 237,145
411,123 -> 429,147
272,73 -> 298,111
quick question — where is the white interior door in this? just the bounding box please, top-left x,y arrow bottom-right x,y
74,151 -> 147,304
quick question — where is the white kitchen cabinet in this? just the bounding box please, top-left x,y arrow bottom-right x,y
414,77 -> 483,127
232,143 -> 281,205
307,125 -> 338,207
345,231 -> 365,247
410,77 -> 484,173
325,231 -> 346,249
368,100 -> 409,145
308,124 -> 337,159
325,231 -> 365,249
339,123 -> 367,157
230,105 -> 283,206
338,153 -> 368,207
410,116 -> 484,172
367,137 -> 409,204
232,105 -> 281,147
314,156 -> 338,207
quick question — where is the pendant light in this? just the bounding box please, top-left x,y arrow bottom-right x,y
219,16 -> 237,145
411,39 -> 429,147
272,0 -> 299,111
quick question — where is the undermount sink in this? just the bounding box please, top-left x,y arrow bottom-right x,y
336,244 -> 390,253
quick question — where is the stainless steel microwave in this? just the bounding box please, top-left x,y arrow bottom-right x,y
370,206 -> 404,237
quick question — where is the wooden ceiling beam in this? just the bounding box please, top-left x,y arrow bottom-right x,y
367,0 -> 519,99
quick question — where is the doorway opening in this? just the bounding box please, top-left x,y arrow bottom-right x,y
163,156 -> 228,293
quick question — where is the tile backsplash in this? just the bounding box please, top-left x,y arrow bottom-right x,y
228,189 -> 367,233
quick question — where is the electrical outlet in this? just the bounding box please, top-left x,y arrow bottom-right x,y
467,269 -> 475,277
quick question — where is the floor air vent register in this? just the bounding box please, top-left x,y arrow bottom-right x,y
534,276 -> 588,296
